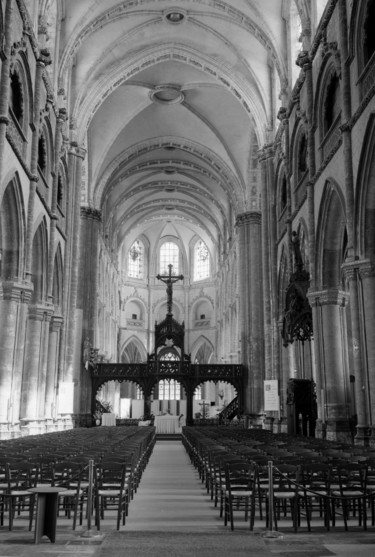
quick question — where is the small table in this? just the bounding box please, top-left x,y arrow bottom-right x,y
155,415 -> 180,433
28,487 -> 67,543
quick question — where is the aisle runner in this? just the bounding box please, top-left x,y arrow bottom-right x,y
97,531 -> 271,557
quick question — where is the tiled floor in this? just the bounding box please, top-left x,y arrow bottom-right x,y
1,439 -> 375,556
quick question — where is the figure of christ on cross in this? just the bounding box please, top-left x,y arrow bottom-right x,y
156,264 -> 184,315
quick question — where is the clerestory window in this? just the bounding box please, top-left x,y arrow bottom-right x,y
160,241 -> 179,275
128,239 -> 144,278
194,240 -> 210,281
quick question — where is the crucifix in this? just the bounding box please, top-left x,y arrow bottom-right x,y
156,264 -> 184,315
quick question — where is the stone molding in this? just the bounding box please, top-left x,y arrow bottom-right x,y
341,259 -> 375,281
235,211 -> 261,227
308,288 -> 348,307
80,206 -> 102,221
50,314 -> 64,332
0,280 -> 33,303
28,303 -> 55,321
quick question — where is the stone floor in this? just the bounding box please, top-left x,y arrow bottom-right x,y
1,439 -> 375,556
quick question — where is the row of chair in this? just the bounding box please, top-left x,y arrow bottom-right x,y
0,426 -> 156,532
182,426 -> 375,532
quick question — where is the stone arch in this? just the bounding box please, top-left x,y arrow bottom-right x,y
0,175 -> 25,280
191,297 -> 213,324
31,219 -> 48,303
316,180 -> 347,289
314,56 -> 341,140
121,336 -> 147,363
52,243 -> 63,309
124,297 -> 147,323
191,336 -> 214,363
349,0 -> 375,79
355,113 -> 375,260
278,243 -> 290,319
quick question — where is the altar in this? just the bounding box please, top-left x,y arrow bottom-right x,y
101,412 -> 116,426
154,415 -> 180,434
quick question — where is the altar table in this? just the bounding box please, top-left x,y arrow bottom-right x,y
101,412 -> 116,426
155,415 -> 180,434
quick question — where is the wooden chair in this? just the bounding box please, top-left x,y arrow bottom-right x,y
224,461 -> 258,530
94,461 -> 131,530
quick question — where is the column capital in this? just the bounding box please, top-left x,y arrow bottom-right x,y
235,211 -> 261,227
0,280 -> 33,303
28,303 -> 55,322
307,288 -> 348,307
50,314 -> 64,332
341,259 -> 375,280
258,144 -> 275,162
80,206 -> 102,221
68,143 -> 86,159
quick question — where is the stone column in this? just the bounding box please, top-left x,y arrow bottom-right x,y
309,289 -> 352,443
358,261 -> 375,444
236,211 -> 264,423
342,263 -> 370,443
60,144 -> 86,383
0,281 -> 32,437
20,304 -> 53,433
44,315 -> 63,422
77,207 -> 102,423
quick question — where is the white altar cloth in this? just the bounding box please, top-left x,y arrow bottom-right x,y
155,415 -> 180,434
101,413 -> 116,426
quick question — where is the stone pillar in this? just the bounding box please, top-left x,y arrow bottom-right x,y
20,304 -> 53,433
77,207 -> 102,424
309,289 -> 352,443
0,281 -> 32,438
236,211 -> 264,423
358,261 -> 375,445
44,315 -> 63,423
60,144 -> 86,383
343,263 -> 370,444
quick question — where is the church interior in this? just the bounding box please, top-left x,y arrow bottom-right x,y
3,1 -> 375,553
1,0 -> 375,449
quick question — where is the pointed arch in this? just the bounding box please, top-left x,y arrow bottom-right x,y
121,336 -> 147,363
191,335 -> 214,364
52,243 -> 63,309
0,175 -> 25,280
31,219 -> 48,303
316,180 -> 347,289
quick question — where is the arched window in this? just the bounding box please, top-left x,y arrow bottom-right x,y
323,72 -> 341,134
160,241 -> 179,274
364,0 -> 375,67
158,379 -> 181,400
194,240 -> 210,280
38,133 -> 47,175
298,132 -> 308,178
280,174 -> 287,212
9,71 -> 23,124
57,173 -> 64,209
128,239 -> 144,278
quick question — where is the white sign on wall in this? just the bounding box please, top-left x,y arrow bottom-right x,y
264,380 -> 280,411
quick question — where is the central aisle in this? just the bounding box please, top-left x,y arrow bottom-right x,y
125,439 -> 222,532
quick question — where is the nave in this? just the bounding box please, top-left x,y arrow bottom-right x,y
1,430 -> 375,557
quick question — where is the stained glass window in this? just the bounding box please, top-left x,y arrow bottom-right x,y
160,242 -> 179,274
128,240 -> 144,278
194,240 -> 209,280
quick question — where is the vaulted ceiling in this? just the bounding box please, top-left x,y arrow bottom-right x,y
57,0 -> 294,263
